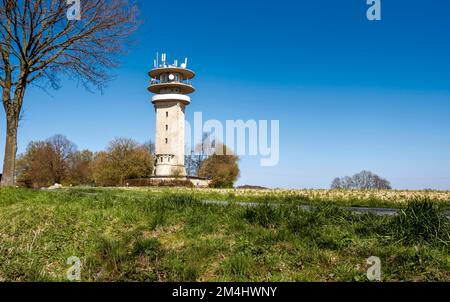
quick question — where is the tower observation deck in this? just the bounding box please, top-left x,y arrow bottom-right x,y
148,53 -> 195,177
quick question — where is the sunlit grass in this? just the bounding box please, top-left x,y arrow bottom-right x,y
0,187 -> 448,282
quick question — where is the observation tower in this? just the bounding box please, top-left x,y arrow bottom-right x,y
148,53 -> 195,177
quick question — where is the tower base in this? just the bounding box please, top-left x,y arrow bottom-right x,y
154,163 -> 187,178
148,176 -> 211,188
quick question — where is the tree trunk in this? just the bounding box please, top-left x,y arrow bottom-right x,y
1,78 -> 25,187
1,113 -> 18,187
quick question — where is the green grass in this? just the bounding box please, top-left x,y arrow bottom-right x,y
113,187 -> 450,209
389,199 -> 450,246
0,187 -> 448,282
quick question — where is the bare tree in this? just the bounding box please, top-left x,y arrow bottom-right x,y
186,132 -> 214,177
0,0 -> 139,186
66,149 -> 94,185
331,177 -> 342,190
46,134 -> 76,183
198,143 -> 240,188
185,149 -> 204,177
15,134 -> 78,187
92,137 -> 153,186
143,140 -> 155,156
331,170 -> 392,190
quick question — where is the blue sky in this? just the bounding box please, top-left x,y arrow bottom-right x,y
1,0 -> 450,189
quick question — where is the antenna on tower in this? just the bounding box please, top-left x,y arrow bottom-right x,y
181,57 -> 188,69
161,53 -> 167,67
174,59 -> 178,67
156,52 -> 159,68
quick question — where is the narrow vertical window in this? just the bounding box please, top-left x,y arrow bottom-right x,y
166,125 -> 168,131
166,111 -> 168,118
165,138 -> 168,144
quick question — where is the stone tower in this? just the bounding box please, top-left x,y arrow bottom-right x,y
148,53 -> 195,177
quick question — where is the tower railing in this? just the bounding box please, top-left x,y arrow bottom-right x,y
150,78 -> 193,86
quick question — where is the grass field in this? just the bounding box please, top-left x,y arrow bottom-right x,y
119,187 -> 450,209
0,187 -> 449,282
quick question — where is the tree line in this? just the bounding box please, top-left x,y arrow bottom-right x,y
15,134 -> 240,189
331,170 -> 392,190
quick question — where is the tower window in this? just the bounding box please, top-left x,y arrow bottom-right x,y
165,138 -> 168,144
166,111 -> 168,117
166,125 -> 168,131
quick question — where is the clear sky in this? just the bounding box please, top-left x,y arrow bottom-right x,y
1,0 -> 450,189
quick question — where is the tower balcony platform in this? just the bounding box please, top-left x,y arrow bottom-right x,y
148,81 -> 195,94
151,93 -> 191,105
149,67 -> 195,80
